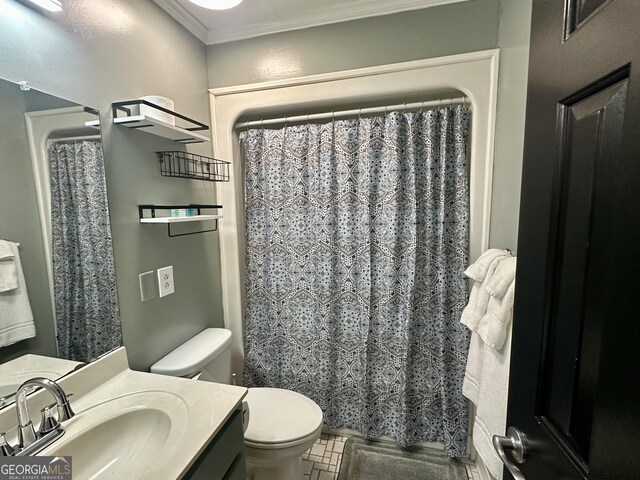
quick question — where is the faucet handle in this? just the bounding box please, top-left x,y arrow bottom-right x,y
57,393 -> 74,423
38,405 -> 60,436
43,393 -> 74,423
0,432 -> 15,456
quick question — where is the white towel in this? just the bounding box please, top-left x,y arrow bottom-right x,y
0,240 -> 18,293
476,259 -> 517,350
464,248 -> 511,282
0,242 -> 36,347
485,256 -> 517,299
463,322 -> 513,480
476,282 -> 516,350
460,253 -> 510,331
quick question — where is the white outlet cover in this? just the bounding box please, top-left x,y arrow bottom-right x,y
157,266 -> 175,298
139,270 -> 157,302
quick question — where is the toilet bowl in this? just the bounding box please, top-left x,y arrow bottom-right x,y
243,388 -> 322,480
150,328 -> 323,480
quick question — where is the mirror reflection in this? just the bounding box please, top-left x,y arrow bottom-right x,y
0,78 -> 121,404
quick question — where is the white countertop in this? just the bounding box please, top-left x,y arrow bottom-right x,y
0,348 -> 247,479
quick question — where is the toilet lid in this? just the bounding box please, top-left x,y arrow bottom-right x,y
244,388 -> 323,444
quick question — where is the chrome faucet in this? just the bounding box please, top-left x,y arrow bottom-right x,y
9,377 -> 75,454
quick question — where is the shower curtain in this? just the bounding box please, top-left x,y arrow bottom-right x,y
242,107 -> 471,456
49,139 -> 121,362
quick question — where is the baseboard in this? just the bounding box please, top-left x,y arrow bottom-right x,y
475,455 -> 497,480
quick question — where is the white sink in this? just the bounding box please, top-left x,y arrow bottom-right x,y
41,391 -> 189,480
0,348 -> 246,480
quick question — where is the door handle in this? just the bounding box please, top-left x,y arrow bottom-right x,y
493,426 -> 527,480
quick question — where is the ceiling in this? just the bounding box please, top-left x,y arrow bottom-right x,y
153,0 -> 467,45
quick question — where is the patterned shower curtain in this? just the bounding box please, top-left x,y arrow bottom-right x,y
49,139 -> 121,362
242,107 -> 471,456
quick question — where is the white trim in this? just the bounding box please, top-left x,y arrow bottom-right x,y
209,49 -> 499,378
206,0 -> 469,44
152,0 -> 208,43
154,0 -> 469,45
475,455 -> 496,480
210,49 -> 496,96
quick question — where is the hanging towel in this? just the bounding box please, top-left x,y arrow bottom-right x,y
476,258 -> 517,350
0,240 -> 18,292
464,248 -> 511,282
463,322 -> 513,480
462,256 -> 517,479
485,256 -> 517,299
460,252 -> 510,331
0,241 -> 36,347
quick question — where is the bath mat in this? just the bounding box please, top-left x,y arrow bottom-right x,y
337,437 -> 468,480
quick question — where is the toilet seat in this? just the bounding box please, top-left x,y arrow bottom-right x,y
244,388 -> 323,449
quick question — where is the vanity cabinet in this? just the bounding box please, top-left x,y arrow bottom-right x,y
183,409 -> 246,480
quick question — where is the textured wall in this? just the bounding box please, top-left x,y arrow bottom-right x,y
207,0 -> 500,88
0,0 -> 223,371
490,0 -> 533,252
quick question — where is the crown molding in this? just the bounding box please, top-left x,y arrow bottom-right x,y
153,0 -> 208,43
155,0 -> 469,46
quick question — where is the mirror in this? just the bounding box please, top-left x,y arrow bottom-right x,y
0,78 -> 121,404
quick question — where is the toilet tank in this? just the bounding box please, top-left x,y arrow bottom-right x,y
150,328 -> 232,384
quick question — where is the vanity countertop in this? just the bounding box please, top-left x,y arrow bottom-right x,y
0,354 -> 80,403
0,347 -> 247,479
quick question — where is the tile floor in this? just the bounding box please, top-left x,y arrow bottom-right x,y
464,462 -> 481,479
302,433 -> 479,480
302,433 -> 347,480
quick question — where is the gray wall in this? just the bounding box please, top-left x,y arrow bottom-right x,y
491,0 -> 532,251
0,80 -> 57,361
206,0 -> 531,252
0,0 -> 224,371
207,0 -> 500,88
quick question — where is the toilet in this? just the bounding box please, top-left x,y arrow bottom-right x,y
150,328 -> 323,480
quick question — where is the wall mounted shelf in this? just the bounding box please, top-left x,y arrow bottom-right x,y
140,215 -> 222,224
159,151 -> 230,182
112,100 -> 210,144
139,204 -> 223,237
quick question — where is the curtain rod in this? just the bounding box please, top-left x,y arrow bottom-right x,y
236,96 -> 468,129
50,135 -> 102,142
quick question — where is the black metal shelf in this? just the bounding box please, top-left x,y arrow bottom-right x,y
139,204 -> 223,238
158,151 -> 230,182
112,100 -> 210,144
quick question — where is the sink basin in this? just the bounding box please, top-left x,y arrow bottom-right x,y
41,391 -> 189,480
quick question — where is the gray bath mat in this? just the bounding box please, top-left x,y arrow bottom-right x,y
337,438 -> 468,480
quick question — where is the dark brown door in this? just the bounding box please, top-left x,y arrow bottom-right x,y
501,1 -> 640,479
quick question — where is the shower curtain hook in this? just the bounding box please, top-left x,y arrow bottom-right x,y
403,102 -> 407,114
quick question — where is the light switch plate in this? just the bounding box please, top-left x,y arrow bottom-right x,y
157,266 -> 175,298
139,271 -> 157,302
